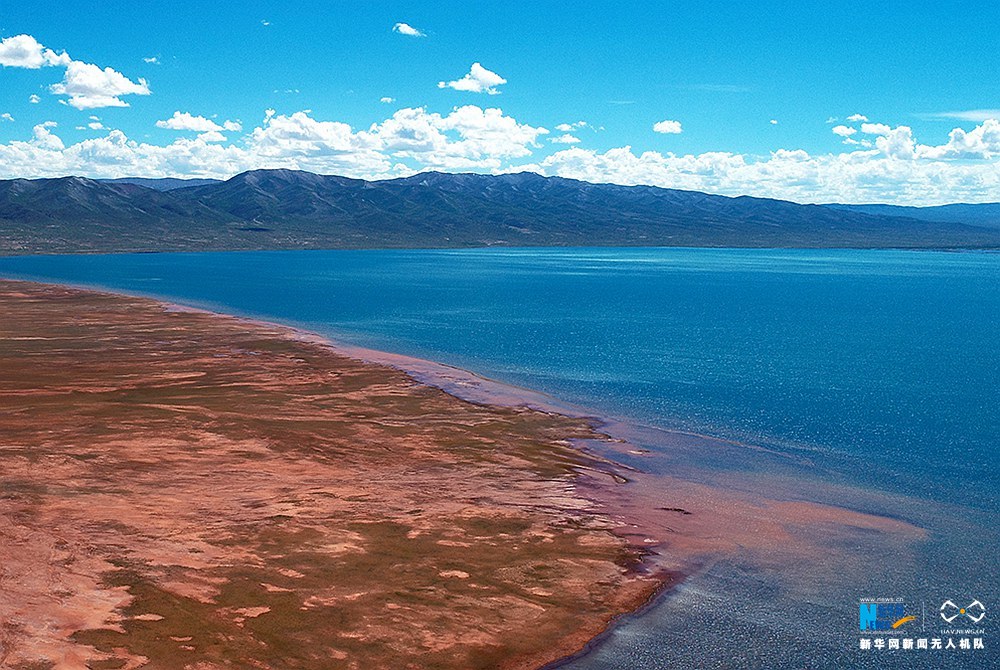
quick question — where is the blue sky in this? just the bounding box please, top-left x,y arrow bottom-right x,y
1,1 -> 999,204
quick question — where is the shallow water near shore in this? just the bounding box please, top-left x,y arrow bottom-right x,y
2,247 -> 997,668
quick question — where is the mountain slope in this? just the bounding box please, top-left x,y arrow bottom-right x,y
827,202 -> 1000,230
2,170 -> 999,254
0,176 -> 237,253
100,177 -> 222,191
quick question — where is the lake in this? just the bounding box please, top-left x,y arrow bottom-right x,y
2,247 -> 996,668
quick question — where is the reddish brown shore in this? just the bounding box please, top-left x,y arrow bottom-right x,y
0,280 -> 665,670
0,280 -> 930,670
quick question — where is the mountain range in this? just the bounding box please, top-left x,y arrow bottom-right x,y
1,169 -> 999,254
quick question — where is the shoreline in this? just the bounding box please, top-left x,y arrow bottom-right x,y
0,278 -> 678,670
0,277 -> 933,670
0,267 -> 813,478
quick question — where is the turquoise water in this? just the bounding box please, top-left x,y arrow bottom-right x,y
1,248 -> 996,668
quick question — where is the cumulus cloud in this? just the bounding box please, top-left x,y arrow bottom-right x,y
515,118 -> 1000,205
516,141 -> 1000,206
1,34 -> 149,109
438,63 -> 506,95
380,96 -> 395,104
917,119 -> 1000,159
653,119 -> 682,134
29,94 -> 40,104
1,113 -> 13,122
250,110 -> 381,163
30,121 -> 64,150
143,56 -> 160,64
2,109 -> 1000,206
861,123 -> 892,136
156,111 -> 241,133
874,125 -> 916,159
549,134 -> 581,144
833,124 -> 872,147
847,113 -> 868,122
769,119 -> 778,125
0,34 -> 70,68
555,121 -> 588,132
50,60 -> 150,109
0,105 -> 548,179
372,105 -> 548,168
392,22 -> 425,37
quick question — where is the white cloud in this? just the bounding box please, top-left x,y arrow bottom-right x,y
832,125 -> 857,137
252,111 -> 377,154
380,96 -> 395,104
156,111 -> 242,134
861,123 -> 892,136
1,113 -> 13,122
549,134 -> 581,144
197,131 -> 226,143
88,121 -> 104,130
917,119 -> 1000,159
874,125 -> 916,159
653,119 -> 682,134
922,109 -> 1000,122
30,121 -> 64,150
769,119 -> 778,125
825,116 -> 838,124
261,20 -> 271,27
2,34 -> 148,109
3,109 -> 1000,206
29,94 -> 40,104
0,105 -> 549,179
143,56 -> 160,64
841,137 -> 873,148
438,63 -> 506,95
515,118 -> 1000,205
555,121 -> 588,132
372,105 -> 548,168
515,142 -> 999,206
392,22 -> 426,37
0,34 -> 70,68
50,60 -> 151,109
847,113 -> 868,122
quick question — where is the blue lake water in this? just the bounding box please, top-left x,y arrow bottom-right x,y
1,247 -> 996,668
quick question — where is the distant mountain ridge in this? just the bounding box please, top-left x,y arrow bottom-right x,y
827,202 -> 1000,230
100,177 -> 222,191
1,169 -> 999,254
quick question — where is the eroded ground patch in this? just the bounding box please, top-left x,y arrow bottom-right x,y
0,281 -> 659,670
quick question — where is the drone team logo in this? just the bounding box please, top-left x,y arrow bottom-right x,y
940,599 -> 986,624
859,600 -> 916,631
858,597 -> 987,654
